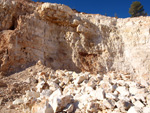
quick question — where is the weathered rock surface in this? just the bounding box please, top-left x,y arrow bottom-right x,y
1,0 -> 150,78
1,0 -> 150,113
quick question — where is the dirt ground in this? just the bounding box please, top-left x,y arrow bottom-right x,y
0,64 -> 52,113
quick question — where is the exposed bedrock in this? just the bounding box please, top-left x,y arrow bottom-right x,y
0,0 -> 150,76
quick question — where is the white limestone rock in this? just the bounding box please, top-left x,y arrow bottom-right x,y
13,98 -> 24,105
49,94 -> 72,112
129,86 -> 138,95
36,81 -> 46,92
134,100 -> 145,108
105,93 -> 117,100
103,99 -> 115,109
40,89 -> 53,99
31,99 -> 54,113
116,86 -> 129,97
127,106 -> 142,113
90,88 -> 105,100
143,107 -> 150,113
47,80 -> 60,92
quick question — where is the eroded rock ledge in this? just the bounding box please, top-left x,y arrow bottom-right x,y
1,0 -> 150,76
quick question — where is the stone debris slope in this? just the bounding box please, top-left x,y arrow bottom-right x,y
11,62 -> 150,113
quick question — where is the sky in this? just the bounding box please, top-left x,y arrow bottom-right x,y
32,0 -> 150,18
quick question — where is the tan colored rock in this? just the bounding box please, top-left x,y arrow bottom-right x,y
31,99 -> 54,113
13,98 -> 24,105
74,74 -> 88,85
25,90 -> 40,99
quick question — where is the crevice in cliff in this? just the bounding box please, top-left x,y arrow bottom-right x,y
9,17 -> 17,30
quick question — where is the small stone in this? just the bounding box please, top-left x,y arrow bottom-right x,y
31,99 -> 54,113
63,76 -> 70,84
140,78 -> 149,87
50,95 -> 72,112
7,105 -> 15,109
129,87 -> 138,95
40,89 -> 53,99
146,94 -> 150,106
105,93 -> 117,100
90,88 -> 105,100
134,101 -> 145,108
143,107 -> 150,113
117,80 -> 126,86
0,97 -> 3,105
127,106 -> 142,113
63,84 -> 76,95
134,94 -> 146,103
36,60 -> 43,66
0,81 -> 7,87
87,78 -> 96,88
36,81 -> 46,92
63,104 -> 74,113
103,99 -> 115,109
47,80 -> 59,91
26,90 -> 40,99
25,78 -> 31,83
116,86 -> 129,96
49,89 -> 62,101
13,98 -> 24,105
74,74 -> 88,85
86,102 -> 99,112
115,100 -> 132,112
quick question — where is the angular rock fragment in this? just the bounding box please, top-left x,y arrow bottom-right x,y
102,99 -> 115,109
63,104 -> 74,113
134,100 -> 145,108
74,74 -> 88,85
90,88 -> 105,100
13,98 -> 24,105
116,86 -> 129,97
127,106 -> 142,113
31,99 -> 54,113
86,102 -> 100,112
115,100 -> 132,112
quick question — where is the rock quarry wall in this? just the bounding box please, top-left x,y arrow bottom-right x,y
0,0 -> 150,76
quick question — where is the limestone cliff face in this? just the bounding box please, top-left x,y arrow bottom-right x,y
0,0 -> 150,76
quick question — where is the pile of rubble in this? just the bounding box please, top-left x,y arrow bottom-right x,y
12,68 -> 150,113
